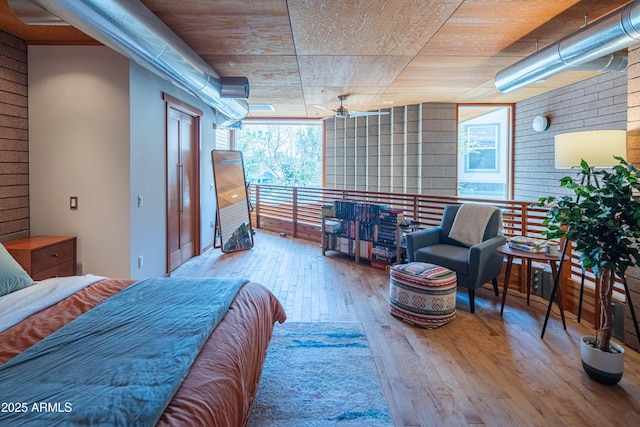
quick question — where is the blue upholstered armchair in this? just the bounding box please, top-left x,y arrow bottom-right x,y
405,204 -> 506,313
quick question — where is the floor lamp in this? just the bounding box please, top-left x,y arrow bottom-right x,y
540,130 -> 640,344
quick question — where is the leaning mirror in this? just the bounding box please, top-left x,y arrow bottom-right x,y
211,150 -> 254,253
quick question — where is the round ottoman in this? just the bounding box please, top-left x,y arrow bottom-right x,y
389,262 -> 457,328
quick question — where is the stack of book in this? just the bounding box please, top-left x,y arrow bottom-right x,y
379,207 -> 403,225
508,236 -> 546,253
376,225 -> 396,245
324,220 -> 341,233
370,260 -> 392,271
377,207 -> 402,245
321,203 -> 335,217
372,243 -> 397,263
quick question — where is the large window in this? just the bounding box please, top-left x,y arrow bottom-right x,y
235,120 -> 323,187
457,105 -> 513,199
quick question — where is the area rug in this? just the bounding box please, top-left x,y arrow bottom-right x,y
248,321 -> 393,427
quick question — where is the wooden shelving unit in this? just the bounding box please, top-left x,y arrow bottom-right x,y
321,201 -> 411,269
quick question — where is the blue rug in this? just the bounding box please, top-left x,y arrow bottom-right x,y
248,321 -> 393,427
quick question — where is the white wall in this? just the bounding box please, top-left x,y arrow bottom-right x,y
129,62 -> 219,278
29,46 -> 131,278
29,45 -> 220,279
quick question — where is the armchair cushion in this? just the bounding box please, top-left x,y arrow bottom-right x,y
412,244 -> 469,275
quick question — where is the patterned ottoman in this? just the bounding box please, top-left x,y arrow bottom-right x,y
389,262 -> 457,328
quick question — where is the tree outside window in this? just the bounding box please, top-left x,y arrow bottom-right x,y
236,123 -> 323,187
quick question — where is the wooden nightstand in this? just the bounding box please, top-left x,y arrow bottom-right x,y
4,236 -> 77,280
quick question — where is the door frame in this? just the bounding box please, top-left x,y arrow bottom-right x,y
163,93 -> 202,273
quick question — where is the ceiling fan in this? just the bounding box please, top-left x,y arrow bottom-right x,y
312,95 -> 390,119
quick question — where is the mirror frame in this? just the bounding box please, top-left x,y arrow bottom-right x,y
211,150 -> 254,253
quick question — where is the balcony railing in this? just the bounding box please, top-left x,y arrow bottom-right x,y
249,184 -> 615,326
252,184 -> 547,238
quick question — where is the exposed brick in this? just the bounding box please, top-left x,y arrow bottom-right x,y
0,31 -> 29,241
514,71 -> 627,202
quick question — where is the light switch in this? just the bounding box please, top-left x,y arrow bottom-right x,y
70,196 -> 78,210
138,195 -> 144,207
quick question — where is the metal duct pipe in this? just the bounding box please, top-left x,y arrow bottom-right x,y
14,0 -> 249,127
7,0 -> 67,25
495,1 -> 640,93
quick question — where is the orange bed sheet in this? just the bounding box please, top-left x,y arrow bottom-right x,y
0,278 -> 286,427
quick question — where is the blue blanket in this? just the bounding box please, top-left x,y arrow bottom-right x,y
0,276 -> 248,426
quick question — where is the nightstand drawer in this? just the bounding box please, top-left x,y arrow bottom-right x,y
32,260 -> 76,281
31,239 -> 75,275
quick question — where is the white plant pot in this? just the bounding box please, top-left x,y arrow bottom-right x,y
580,336 -> 625,385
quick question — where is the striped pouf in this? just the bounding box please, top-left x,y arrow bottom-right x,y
389,262 -> 457,328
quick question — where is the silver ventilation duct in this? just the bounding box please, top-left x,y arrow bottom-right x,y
495,1 -> 640,93
9,0 -> 249,128
7,0 -> 67,25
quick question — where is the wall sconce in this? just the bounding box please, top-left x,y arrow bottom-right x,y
532,115 -> 550,132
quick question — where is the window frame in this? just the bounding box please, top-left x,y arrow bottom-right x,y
456,104 -> 514,200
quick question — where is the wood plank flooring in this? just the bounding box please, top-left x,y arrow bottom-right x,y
172,230 -> 640,427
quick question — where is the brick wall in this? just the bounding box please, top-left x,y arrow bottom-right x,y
0,30 -> 28,242
325,103 -> 457,195
514,71 -> 628,202
326,74 -> 628,203
625,44 -> 640,351
625,266 -> 640,352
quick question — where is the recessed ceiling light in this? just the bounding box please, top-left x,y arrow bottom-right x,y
382,100 -> 394,105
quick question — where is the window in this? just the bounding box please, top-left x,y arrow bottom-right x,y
457,105 -> 513,199
464,125 -> 499,171
235,120 -> 323,187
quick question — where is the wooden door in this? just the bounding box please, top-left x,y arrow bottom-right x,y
167,107 -> 196,271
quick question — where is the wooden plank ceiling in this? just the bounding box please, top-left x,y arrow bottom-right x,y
0,0 -> 632,118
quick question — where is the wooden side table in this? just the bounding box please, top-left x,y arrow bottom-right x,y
3,236 -> 77,280
497,244 -> 567,330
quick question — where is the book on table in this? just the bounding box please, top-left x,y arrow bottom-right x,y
508,236 -> 546,253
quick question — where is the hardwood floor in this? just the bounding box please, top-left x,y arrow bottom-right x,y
172,230 -> 640,427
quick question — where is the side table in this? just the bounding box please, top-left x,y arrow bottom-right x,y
3,236 -> 77,280
497,244 -> 567,330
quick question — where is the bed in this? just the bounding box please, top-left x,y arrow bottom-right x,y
0,249 -> 286,427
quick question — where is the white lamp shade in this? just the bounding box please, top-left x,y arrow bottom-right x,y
554,130 -> 627,169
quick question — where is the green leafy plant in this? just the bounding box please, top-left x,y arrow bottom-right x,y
535,157 -> 640,351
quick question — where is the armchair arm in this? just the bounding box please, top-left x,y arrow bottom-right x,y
406,227 -> 441,262
468,235 -> 507,278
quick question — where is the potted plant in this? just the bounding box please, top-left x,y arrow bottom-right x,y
536,157 -> 640,385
